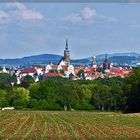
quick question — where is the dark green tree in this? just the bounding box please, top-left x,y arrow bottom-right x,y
0,73 -> 11,83
21,75 -> 34,88
0,90 -> 9,107
123,68 -> 140,113
28,98 -> 39,109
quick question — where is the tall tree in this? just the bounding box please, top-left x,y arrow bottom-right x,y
123,68 -> 140,113
12,87 -> 30,109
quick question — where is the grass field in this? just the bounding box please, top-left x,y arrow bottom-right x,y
0,111 -> 140,140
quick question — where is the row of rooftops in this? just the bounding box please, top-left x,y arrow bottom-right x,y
0,64 -> 133,82
0,49 -> 133,82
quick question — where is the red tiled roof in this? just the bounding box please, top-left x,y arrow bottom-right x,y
20,67 -> 36,74
123,69 -> 133,75
84,67 -> 96,72
110,67 -> 133,76
43,72 -> 64,77
74,66 -> 84,74
61,66 -> 69,71
33,66 -> 45,69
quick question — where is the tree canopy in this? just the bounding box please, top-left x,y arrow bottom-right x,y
0,68 -> 139,113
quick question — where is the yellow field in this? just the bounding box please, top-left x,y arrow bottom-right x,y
0,111 -> 140,140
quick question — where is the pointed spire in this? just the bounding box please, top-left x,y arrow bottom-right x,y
93,54 -> 96,59
65,39 -> 68,50
92,54 -> 97,68
105,53 -> 108,60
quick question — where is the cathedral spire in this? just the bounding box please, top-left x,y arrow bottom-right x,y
63,39 -> 70,66
65,39 -> 68,50
105,53 -> 108,60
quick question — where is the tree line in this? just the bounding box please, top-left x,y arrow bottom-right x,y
0,68 -> 140,113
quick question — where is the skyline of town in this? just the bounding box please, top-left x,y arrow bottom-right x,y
0,40 -> 133,83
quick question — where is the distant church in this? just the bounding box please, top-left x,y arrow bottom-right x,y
58,40 -> 70,66
92,54 -> 97,68
103,54 -> 110,73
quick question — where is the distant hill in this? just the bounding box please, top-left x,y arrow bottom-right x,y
97,52 -> 140,59
109,56 -> 137,64
0,54 -> 62,66
0,52 -> 139,67
72,53 -> 140,65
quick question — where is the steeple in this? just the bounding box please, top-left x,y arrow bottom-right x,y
103,53 -> 110,73
65,39 -> 68,50
92,54 -> 97,68
105,53 -> 108,60
64,40 -> 70,66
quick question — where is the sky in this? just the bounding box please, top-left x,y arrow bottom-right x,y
0,2 -> 140,59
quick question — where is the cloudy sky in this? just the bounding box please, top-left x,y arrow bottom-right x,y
0,2 -> 140,59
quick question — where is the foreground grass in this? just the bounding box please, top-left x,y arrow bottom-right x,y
0,111 -> 140,140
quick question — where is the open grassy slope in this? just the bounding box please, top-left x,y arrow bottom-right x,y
0,111 -> 140,140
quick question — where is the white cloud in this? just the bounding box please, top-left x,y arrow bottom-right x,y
7,3 -> 26,11
21,10 -> 43,20
64,7 -> 96,23
81,7 -> 96,19
7,3 -> 44,21
99,15 -> 117,23
64,13 -> 82,23
64,7 -> 117,24
0,2 -> 44,24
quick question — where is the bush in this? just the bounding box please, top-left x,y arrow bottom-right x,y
73,100 -> 95,110
28,99 -> 39,109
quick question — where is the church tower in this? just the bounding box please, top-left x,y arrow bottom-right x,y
64,40 -> 70,66
92,54 -> 97,68
103,54 -> 110,73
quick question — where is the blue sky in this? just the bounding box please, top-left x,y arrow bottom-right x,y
0,2 -> 140,59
